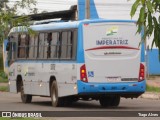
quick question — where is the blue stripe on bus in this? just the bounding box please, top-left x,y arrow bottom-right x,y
140,27 -> 145,62
78,0 -> 85,20
77,23 -> 85,63
77,80 -> 146,94
90,0 -> 99,19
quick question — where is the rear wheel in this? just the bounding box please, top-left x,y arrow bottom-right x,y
99,97 -> 112,107
99,96 -> 120,107
110,96 -> 120,107
20,81 -> 32,103
51,81 -> 62,107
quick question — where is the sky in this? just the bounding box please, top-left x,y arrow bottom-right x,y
8,0 -> 77,14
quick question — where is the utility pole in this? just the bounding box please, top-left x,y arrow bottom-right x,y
85,0 -> 90,19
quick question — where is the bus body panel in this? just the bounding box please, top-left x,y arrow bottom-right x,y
83,22 -> 142,83
9,61 -> 78,97
77,80 -> 146,94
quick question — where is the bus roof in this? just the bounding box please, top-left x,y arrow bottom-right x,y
9,19 -> 136,35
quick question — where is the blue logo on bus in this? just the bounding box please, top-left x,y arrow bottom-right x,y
88,71 -> 94,77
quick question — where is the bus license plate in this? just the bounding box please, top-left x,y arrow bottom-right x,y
106,77 -> 121,82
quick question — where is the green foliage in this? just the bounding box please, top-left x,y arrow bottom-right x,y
0,71 -> 7,79
0,53 -> 3,71
130,0 -> 140,18
146,84 -> 160,92
0,86 -> 8,92
131,0 -> 160,58
0,0 -> 37,43
0,76 -> 8,83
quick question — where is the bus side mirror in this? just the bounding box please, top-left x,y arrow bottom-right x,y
6,42 -> 10,51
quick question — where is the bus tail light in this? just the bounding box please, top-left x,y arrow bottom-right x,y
80,64 -> 88,82
139,63 -> 145,82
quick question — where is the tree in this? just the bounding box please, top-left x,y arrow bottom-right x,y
131,0 -> 160,52
0,0 -> 37,43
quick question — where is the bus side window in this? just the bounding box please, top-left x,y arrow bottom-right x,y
60,31 -> 68,59
8,42 -> 12,62
51,32 -> 60,59
47,32 -> 52,58
7,41 -> 16,65
60,30 -> 77,60
72,30 -> 77,59
26,35 -> 30,58
29,35 -> 35,59
67,31 -> 72,59
18,34 -> 27,58
34,35 -> 38,58
44,33 -> 48,59
38,33 -> 45,59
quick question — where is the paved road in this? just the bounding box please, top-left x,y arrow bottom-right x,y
0,92 -> 160,119
1,92 -> 160,111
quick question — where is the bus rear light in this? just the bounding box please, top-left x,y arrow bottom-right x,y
80,64 -> 88,82
139,63 -> 145,82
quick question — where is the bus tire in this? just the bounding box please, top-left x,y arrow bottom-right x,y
51,81 -> 62,107
99,97 -> 112,107
20,81 -> 32,103
111,96 -> 120,107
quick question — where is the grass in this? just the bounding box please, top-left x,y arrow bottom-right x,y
146,84 -> 160,93
0,86 -> 8,92
0,76 -> 8,83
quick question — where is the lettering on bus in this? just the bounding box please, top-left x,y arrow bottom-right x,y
25,72 -> 35,76
96,39 -> 128,45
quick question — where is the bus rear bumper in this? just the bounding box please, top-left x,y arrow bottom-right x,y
77,80 -> 146,95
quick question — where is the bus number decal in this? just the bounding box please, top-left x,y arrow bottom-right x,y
50,64 -> 55,70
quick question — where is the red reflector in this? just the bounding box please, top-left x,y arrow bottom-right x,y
141,73 -> 144,77
82,73 -> 85,77
80,64 -> 88,82
84,24 -> 89,26
139,63 -> 145,82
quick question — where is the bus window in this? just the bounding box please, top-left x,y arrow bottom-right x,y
51,32 -> 59,59
34,35 -> 38,58
59,30 -> 77,60
66,31 -> 72,59
7,35 -> 17,65
60,31 -> 68,59
26,35 -> 30,58
44,33 -> 48,59
47,33 -> 52,58
8,42 -> 12,63
38,33 -> 45,59
29,35 -> 35,59
72,30 -> 77,60
18,34 -> 27,58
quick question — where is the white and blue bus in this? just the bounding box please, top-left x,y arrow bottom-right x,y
7,19 -> 146,107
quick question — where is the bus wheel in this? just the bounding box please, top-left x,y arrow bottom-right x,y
99,97 -> 112,107
111,96 -> 120,107
51,81 -> 62,107
20,81 -> 32,103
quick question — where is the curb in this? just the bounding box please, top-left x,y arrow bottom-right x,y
140,92 -> 160,100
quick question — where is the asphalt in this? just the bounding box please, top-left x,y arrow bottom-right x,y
0,77 -> 160,100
